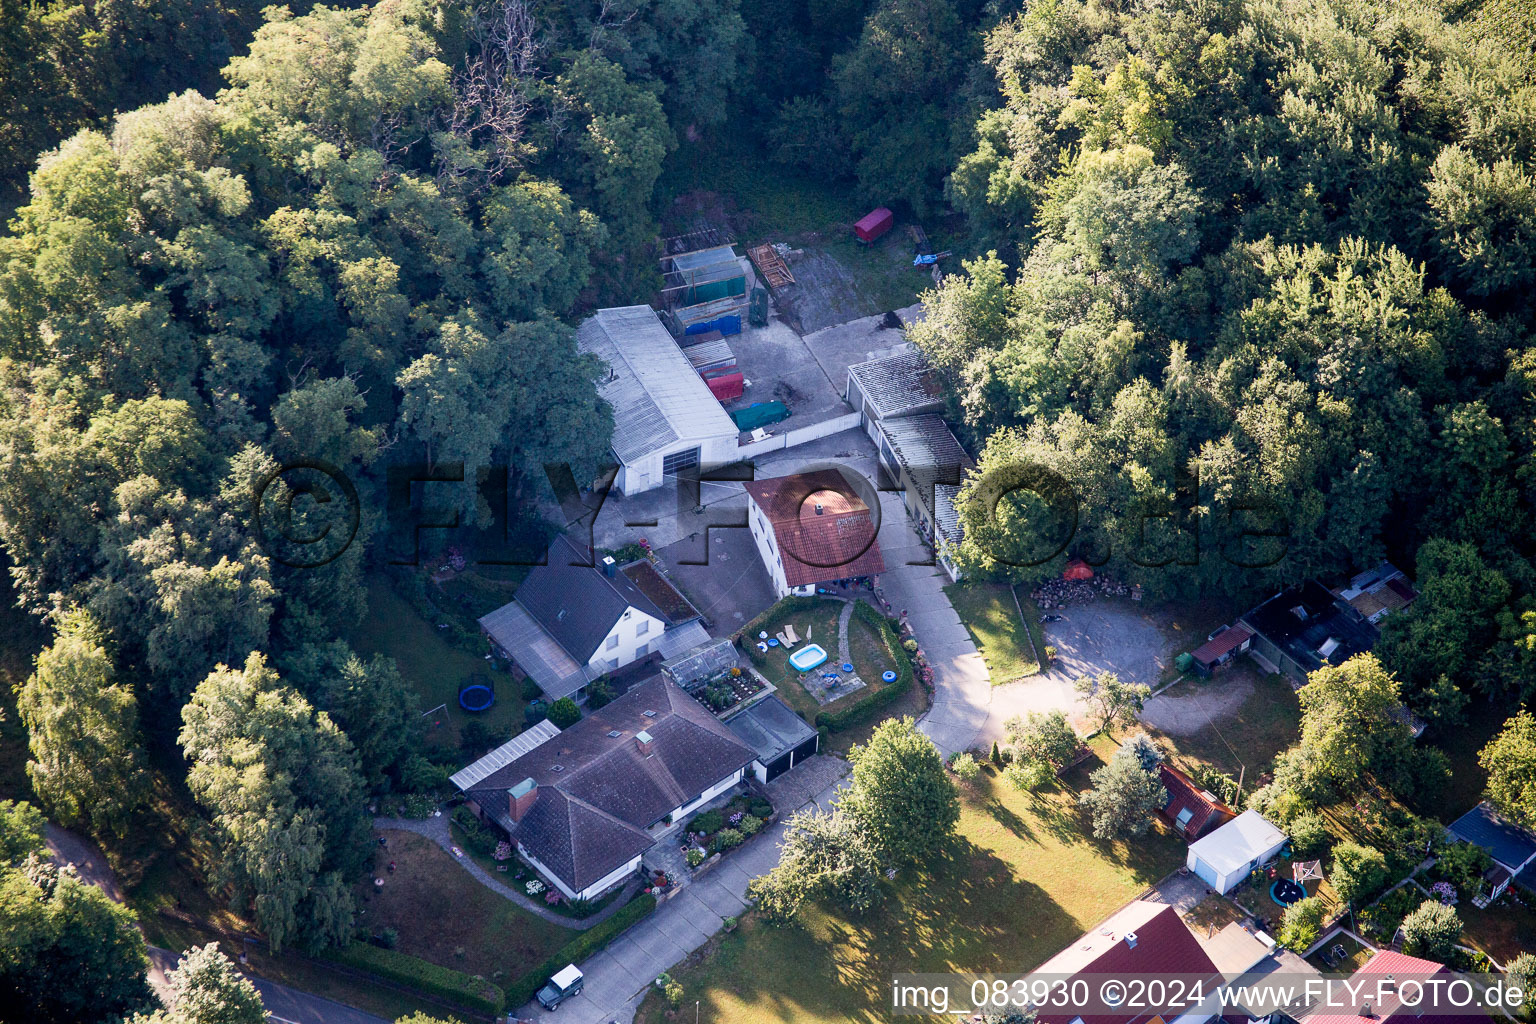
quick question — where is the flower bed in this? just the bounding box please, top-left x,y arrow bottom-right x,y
681,794 -> 773,865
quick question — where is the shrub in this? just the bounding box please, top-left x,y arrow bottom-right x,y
1330,842 -> 1391,906
990,740 -> 1002,766
1043,645 -> 1057,662
686,847 -> 706,868
458,719 -> 495,754
1434,841 -> 1493,897
1401,900 -> 1461,961
712,828 -> 744,852
689,810 -> 724,835
400,793 -> 436,818
722,915 -> 738,931
547,697 -> 581,729
520,677 -> 544,701
1359,885 -> 1423,941
1277,896 -> 1326,950
747,798 -> 773,819
1003,758 -> 1052,792
325,942 -> 504,1014
1288,812 -> 1332,859
524,702 -> 547,727
738,814 -> 764,836
949,752 -> 981,780
903,638 -> 919,653
377,928 -> 398,949
401,754 -> 449,794
664,980 -> 684,1007
586,678 -> 615,709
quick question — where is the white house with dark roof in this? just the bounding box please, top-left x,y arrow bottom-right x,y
452,677 -> 756,901
479,535 -> 709,702
578,305 -> 739,495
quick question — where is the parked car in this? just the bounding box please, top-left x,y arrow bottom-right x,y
537,964 -> 584,1010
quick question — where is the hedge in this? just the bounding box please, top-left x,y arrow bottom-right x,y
325,940 -> 506,1015
736,595 -> 825,668
816,602 -> 914,731
502,893 -> 658,1008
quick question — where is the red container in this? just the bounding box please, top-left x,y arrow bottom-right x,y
706,372 -> 745,402
854,207 -> 894,243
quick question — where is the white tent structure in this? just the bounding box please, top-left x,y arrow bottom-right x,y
1187,809 -> 1288,894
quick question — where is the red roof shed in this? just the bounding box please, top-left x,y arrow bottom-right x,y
854,207 -> 894,243
706,372 -> 744,402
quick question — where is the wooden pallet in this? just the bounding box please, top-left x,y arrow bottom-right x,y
747,243 -> 795,289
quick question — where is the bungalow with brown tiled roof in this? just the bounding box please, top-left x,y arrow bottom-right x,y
450,676 -> 756,901
1158,764 -> 1237,840
743,469 -> 886,598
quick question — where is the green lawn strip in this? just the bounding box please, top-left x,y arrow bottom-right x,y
943,582 -> 1039,683
358,831 -> 573,1001
1016,586 -> 1048,667
846,608 -> 896,686
448,820 -> 626,921
636,752 -> 1185,1024
1137,667 -> 1301,784
502,895 -> 658,1008
1460,902 -> 1536,965
346,579 -> 521,744
1427,697 -> 1507,820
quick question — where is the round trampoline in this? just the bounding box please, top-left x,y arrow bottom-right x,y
1270,878 -> 1306,907
842,662 -> 854,673
458,684 -> 494,712
882,670 -> 898,682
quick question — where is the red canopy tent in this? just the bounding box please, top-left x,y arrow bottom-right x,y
1063,558 -> 1094,580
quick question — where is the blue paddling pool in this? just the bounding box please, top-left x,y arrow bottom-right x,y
842,662 -> 854,673
789,644 -> 829,672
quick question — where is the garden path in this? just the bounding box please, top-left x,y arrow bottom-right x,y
373,815 -> 641,930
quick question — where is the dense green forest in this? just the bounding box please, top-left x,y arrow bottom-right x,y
0,0 -> 1534,1002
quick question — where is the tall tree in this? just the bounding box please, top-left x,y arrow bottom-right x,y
839,717 -> 959,867
180,653 -> 369,952
1480,711 -> 1536,831
17,608 -> 149,837
1079,741 -> 1166,840
129,943 -> 266,1024
0,858 -> 154,1024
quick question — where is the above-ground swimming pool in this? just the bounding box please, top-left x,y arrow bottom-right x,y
789,644 -> 829,672
1270,878 -> 1306,906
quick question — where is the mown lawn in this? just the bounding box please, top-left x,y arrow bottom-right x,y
944,582 -> 1040,684
1461,901 -> 1536,965
346,579 -> 521,746
359,830 -> 573,986
635,744 -> 1186,1024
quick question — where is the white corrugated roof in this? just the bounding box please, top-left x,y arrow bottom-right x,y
451,718 -> 561,790
1187,809 -> 1287,875
577,306 -> 737,465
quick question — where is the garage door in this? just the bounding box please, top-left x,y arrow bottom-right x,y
663,447 -> 700,476
1190,855 -> 1218,890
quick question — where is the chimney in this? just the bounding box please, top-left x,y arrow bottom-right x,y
602,555 -> 617,577
1383,977 -> 1395,994
508,777 -> 537,822
814,502 -> 824,515
1123,932 -> 1138,949
1360,1004 -> 1374,1019
636,729 -> 654,757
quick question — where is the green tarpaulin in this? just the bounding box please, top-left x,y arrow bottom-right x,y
731,401 -> 790,431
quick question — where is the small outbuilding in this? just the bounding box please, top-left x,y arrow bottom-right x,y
1187,809 -> 1288,894
725,695 -> 819,783
854,207 -> 894,243
1447,801 -> 1536,904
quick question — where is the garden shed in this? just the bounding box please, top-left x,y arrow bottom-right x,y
1186,810 -> 1288,894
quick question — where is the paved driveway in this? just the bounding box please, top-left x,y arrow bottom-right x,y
873,492 -> 991,757
516,756 -> 849,1024
975,601 -> 1172,742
